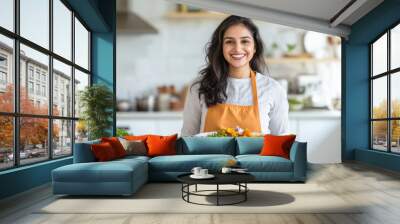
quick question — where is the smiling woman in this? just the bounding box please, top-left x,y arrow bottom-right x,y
181,15 -> 289,136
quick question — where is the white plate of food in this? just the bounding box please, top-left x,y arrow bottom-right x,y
190,174 -> 215,179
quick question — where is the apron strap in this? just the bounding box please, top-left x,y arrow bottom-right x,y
250,71 -> 259,108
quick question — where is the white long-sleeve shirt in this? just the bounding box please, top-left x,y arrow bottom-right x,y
181,72 -> 289,136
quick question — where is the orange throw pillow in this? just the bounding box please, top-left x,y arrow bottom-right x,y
91,142 -> 117,161
101,137 -> 127,158
259,134 -> 296,159
146,134 -> 178,157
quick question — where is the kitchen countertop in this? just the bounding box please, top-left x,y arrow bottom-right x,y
117,110 -> 341,119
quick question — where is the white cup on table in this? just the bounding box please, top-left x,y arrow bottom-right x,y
221,167 -> 232,174
191,167 -> 202,176
200,169 -> 208,176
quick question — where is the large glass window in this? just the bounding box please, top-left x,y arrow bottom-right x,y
0,0 -> 14,32
19,117 -> 49,165
74,69 -> 89,118
20,44 -> 49,116
391,24 -> 400,70
74,18 -> 89,70
370,23 -> 400,154
53,119 -> 72,158
53,0 -> 72,60
0,35 -> 14,113
0,0 -> 91,170
372,34 -> 387,77
53,59 -> 72,117
20,0 -> 49,49
0,116 -> 13,170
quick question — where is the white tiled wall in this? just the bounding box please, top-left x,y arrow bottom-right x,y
116,0 -> 308,100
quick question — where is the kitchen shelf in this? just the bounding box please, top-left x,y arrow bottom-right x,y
165,11 -> 227,19
265,56 -> 339,64
116,110 -> 340,119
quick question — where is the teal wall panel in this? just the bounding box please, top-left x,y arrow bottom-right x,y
355,149 -> 400,172
91,0 -> 116,135
343,0 -> 400,172
0,158 -> 72,199
65,0 -> 109,32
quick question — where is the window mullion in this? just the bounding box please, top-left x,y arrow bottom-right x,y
49,0 -> 54,160
388,30 -> 391,153
370,45 -> 373,149
71,10 -> 76,155
13,0 -> 20,167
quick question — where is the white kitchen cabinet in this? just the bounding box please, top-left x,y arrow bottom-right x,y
289,111 -> 341,164
117,112 -> 183,136
117,110 -> 341,164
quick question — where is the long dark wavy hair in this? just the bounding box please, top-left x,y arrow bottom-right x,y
193,15 -> 267,107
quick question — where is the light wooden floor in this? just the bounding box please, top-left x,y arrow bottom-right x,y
1,162 -> 400,224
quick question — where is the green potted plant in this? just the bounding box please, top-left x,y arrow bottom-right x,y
286,43 -> 297,56
79,84 -> 114,140
288,98 -> 304,111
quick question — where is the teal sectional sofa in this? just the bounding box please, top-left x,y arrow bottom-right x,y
52,137 -> 307,196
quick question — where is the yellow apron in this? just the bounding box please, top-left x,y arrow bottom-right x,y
203,70 -> 261,132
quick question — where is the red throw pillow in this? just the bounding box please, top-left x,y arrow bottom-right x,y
91,142 -> 117,161
259,134 -> 296,159
146,134 -> 178,157
101,137 -> 127,158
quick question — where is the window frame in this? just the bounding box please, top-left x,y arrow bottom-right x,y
0,0 -> 92,171
370,20 -> 400,154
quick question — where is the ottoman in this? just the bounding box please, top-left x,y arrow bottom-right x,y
52,157 -> 148,196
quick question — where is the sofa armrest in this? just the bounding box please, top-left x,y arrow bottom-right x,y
289,141 -> 307,181
73,140 -> 100,163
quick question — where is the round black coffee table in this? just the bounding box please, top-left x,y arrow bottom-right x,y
177,173 -> 255,206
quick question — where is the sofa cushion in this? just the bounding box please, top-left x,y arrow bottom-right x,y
236,137 -> 264,155
236,155 -> 293,172
177,137 -> 236,155
53,158 -> 147,183
148,154 -> 235,172
73,140 -> 100,163
115,155 -> 150,163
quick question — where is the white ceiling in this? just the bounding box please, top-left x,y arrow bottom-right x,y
226,0 -> 352,23
167,0 -> 384,37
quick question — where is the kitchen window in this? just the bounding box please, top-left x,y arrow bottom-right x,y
28,67 -> 34,80
28,81 -> 34,94
0,71 -> 6,85
0,54 -> 7,67
370,22 -> 400,154
0,0 -> 92,171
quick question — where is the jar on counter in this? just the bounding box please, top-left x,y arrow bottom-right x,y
157,93 -> 170,111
